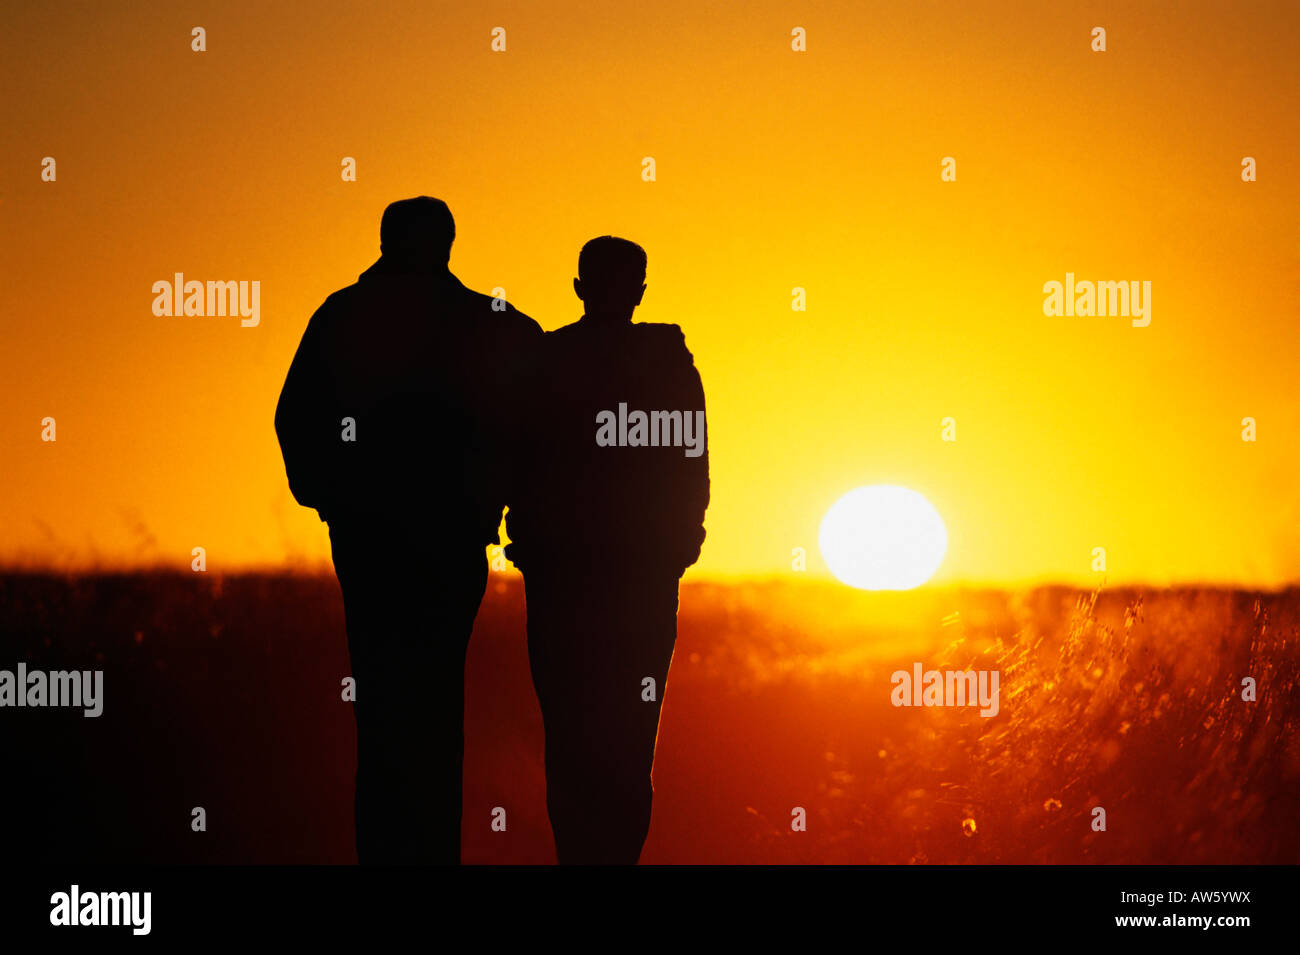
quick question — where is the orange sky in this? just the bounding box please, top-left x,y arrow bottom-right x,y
2,0 -> 1298,586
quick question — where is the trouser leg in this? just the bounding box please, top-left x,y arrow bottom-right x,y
331,524 -> 487,864
526,570 -> 679,864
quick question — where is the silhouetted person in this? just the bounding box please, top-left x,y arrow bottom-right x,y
506,236 -> 709,864
275,197 -> 541,864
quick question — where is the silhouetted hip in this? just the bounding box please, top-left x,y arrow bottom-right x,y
524,563 -> 680,864
329,519 -> 488,865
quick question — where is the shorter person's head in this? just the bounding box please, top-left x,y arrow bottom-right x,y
379,197 -> 455,269
575,236 -> 646,321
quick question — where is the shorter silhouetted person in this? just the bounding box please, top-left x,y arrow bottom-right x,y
506,236 -> 708,864
275,197 -> 540,863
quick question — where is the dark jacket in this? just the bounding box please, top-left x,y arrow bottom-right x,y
275,259 -> 542,544
505,317 -> 709,575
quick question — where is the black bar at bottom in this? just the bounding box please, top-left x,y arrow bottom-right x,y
1,864 -> 1289,942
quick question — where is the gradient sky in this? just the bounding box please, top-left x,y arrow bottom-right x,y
2,0 -> 1298,585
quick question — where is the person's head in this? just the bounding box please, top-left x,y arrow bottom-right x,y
379,197 -> 455,270
575,236 -> 647,322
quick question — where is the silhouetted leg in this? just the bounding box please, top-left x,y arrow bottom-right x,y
331,522 -> 487,864
526,568 -> 679,864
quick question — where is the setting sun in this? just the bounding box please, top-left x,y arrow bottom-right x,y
819,486 -> 948,591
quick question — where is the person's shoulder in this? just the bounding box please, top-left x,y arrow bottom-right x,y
323,282 -> 361,307
633,321 -> 687,342
307,282 -> 363,327
545,319 -> 585,341
633,321 -> 695,361
461,287 -> 543,338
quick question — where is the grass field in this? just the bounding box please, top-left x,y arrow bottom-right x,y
2,572 -> 1297,863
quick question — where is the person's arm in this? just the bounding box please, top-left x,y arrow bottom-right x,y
274,303 -> 336,520
678,344 -> 710,573
497,310 -> 545,561
648,324 -> 710,574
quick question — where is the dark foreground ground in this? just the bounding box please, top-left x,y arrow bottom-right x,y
2,572 -> 1297,864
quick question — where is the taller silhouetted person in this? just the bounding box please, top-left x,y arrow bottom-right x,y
506,236 -> 709,864
275,197 -> 541,864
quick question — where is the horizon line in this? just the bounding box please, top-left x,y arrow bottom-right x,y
0,561 -> 1295,594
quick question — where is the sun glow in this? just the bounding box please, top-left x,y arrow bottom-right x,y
818,486 -> 948,591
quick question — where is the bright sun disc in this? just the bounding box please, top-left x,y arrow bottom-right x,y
818,485 -> 948,590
